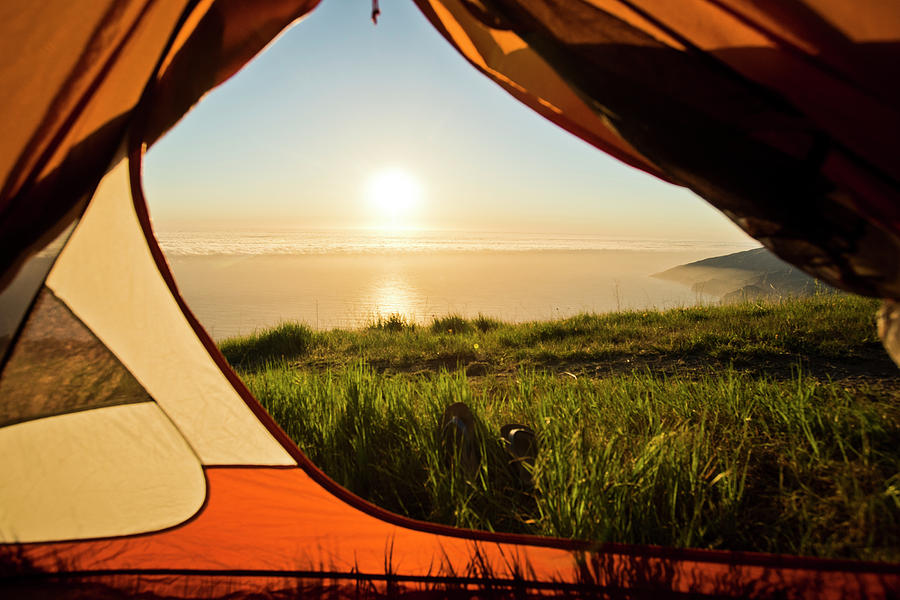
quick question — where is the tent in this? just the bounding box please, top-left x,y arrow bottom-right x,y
1,0 -> 898,597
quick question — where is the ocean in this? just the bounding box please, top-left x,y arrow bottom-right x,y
155,230 -> 759,340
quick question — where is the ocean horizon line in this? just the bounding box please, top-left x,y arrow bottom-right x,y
155,229 -> 760,258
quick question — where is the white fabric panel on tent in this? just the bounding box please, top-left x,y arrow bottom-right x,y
0,402 -> 205,543
46,157 -> 295,466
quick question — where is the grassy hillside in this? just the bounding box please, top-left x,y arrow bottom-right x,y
221,295 -> 899,561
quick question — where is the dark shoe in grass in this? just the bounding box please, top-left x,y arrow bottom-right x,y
440,402 -> 479,476
500,423 -> 537,488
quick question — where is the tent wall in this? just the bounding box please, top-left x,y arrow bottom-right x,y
0,0 -> 194,290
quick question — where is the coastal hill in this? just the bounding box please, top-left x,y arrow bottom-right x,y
221,294 -> 897,560
653,247 -> 833,302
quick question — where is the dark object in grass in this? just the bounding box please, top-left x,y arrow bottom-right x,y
440,402 -> 479,476
500,423 -> 537,488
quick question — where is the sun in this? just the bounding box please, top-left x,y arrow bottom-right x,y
366,168 -> 421,228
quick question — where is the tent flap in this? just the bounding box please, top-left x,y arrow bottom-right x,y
414,0 -> 900,299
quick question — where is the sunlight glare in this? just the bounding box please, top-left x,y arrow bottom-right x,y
372,276 -> 418,318
366,168 -> 422,228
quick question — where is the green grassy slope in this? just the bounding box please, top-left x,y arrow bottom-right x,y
221,295 -> 899,561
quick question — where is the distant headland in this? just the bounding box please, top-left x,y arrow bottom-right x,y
653,247 -> 834,302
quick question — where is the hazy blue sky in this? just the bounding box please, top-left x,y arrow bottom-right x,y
144,0 -> 754,242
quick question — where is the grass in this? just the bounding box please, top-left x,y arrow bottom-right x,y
221,294 -> 899,561
221,295 -> 890,379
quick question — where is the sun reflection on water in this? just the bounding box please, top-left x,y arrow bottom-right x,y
371,276 -> 423,321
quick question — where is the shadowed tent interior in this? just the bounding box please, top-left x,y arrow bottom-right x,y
1,0 -> 898,597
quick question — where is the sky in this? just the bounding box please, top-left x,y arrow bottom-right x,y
144,0 -> 755,243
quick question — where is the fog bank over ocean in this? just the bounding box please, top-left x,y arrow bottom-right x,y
156,230 -> 759,340
156,230 -> 757,257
